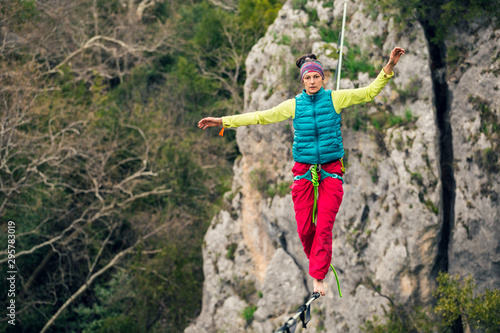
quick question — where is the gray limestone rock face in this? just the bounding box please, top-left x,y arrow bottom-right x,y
447,26 -> 500,292
186,1 -> 500,332
253,248 -> 307,322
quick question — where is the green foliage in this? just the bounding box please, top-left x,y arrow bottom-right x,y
318,19 -> 343,43
67,232 -> 208,333
277,181 -> 293,197
226,242 -> 238,260
343,103 -> 370,132
278,35 -> 292,45
411,172 -> 424,187
238,0 -> 286,38
363,0 -> 500,43
369,165 -> 379,183
100,316 -> 140,333
242,305 -> 258,324
361,305 -> 438,333
319,27 -> 338,44
475,148 -> 499,176
362,273 -> 500,333
109,66 -> 165,108
0,1 -> 285,332
365,108 -> 417,134
70,274 -> 139,332
371,35 -> 385,49
468,95 -> 499,139
404,108 -> 414,122
281,64 -> 302,97
2,0 -> 40,27
435,273 -> 500,331
292,0 -> 308,10
394,77 -> 421,104
446,44 -> 468,73
425,199 -> 439,215
323,1 -> 334,8
235,279 -> 257,303
266,181 -> 293,198
250,167 -> 270,195
306,8 -> 319,25
343,46 -> 378,79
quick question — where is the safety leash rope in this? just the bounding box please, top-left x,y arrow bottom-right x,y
311,165 -> 319,224
330,263 -> 343,298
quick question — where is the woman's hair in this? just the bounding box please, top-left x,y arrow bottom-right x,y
296,53 -> 319,69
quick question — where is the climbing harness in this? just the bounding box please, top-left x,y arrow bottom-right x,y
292,161 -> 345,225
275,292 -> 320,333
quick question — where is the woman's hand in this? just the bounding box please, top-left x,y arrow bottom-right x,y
383,47 -> 405,75
198,117 -> 223,129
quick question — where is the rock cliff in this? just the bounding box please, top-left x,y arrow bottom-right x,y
186,0 -> 499,331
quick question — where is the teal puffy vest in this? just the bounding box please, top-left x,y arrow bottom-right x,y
293,87 -> 344,164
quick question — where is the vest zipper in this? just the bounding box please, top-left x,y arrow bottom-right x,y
312,96 -> 320,163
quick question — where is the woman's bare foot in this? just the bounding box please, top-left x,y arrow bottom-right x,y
313,278 -> 326,296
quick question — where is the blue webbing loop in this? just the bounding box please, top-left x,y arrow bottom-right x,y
293,168 -> 344,184
320,169 -> 344,184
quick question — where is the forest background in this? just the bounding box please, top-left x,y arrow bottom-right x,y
0,0 -> 285,331
0,0 -> 499,332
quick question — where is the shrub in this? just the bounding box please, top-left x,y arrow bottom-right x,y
242,305 -> 257,324
250,167 -> 269,194
395,77 -> 421,103
343,45 -> 378,79
362,273 -> 500,332
475,148 -> 499,175
292,0 -> 307,10
435,272 -> 500,331
226,243 -> 238,260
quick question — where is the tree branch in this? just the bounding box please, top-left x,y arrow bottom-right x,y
40,222 -> 169,333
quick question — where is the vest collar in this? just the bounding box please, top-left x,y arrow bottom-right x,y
301,87 -> 326,101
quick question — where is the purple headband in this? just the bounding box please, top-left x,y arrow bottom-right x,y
300,60 -> 324,81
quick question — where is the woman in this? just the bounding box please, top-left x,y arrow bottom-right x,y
198,47 -> 405,296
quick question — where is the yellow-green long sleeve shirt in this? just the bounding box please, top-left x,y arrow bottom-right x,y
222,69 -> 394,128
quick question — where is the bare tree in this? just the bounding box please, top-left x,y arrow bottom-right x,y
197,21 -> 246,113
207,0 -> 237,11
0,2 -> 177,325
40,222 -> 169,333
2,0 -> 177,83
0,1 -> 239,330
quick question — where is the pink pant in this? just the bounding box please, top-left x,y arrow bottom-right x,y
291,160 -> 344,280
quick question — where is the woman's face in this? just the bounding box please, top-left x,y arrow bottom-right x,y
303,72 -> 323,95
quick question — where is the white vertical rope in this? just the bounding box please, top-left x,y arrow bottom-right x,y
336,0 -> 348,91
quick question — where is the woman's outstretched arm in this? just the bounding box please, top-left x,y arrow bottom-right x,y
198,117 -> 222,129
383,46 -> 405,75
198,98 -> 295,130
332,47 -> 405,113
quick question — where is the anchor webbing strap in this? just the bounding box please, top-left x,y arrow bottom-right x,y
275,292 -> 320,333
